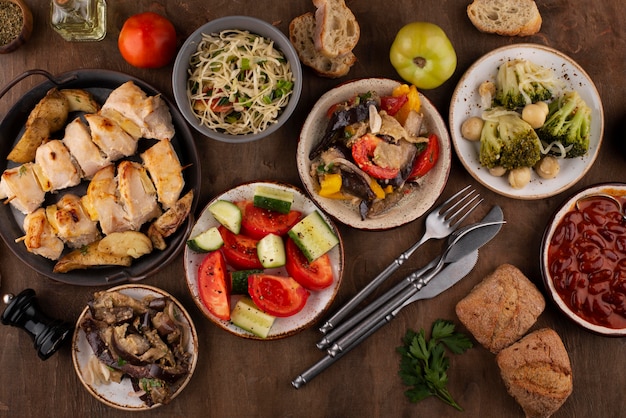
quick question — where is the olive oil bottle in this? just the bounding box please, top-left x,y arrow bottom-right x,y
50,0 -> 106,41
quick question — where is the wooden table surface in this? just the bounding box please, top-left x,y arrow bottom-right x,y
1,1 -> 626,417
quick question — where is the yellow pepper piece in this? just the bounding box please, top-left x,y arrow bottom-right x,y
369,180 -> 386,199
384,185 -> 394,194
393,84 -> 421,125
319,173 -> 343,197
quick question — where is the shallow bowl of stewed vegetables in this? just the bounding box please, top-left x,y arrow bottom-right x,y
541,183 -> 626,336
296,78 -> 452,230
183,181 -> 344,340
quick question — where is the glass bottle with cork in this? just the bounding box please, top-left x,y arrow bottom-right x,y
50,0 -> 106,41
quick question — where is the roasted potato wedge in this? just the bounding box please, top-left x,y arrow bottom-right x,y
8,88 -> 70,163
98,231 -> 153,258
60,89 -> 101,113
53,241 -> 132,273
7,118 -> 51,164
148,190 -> 194,250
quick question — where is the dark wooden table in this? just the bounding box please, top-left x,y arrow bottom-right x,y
1,1 -> 625,417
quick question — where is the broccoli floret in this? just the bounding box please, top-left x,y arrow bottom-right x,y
537,90 -> 591,158
494,59 -> 564,109
479,112 -> 542,170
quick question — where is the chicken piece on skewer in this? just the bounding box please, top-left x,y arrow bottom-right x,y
35,139 -> 82,192
100,81 -> 175,140
62,118 -> 111,178
148,190 -> 194,250
117,160 -> 162,230
140,139 -> 184,210
82,165 -> 132,235
22,208 -> 65,260
0,163 -> 46,214
84,113 -> 138,161
46,193 -> 101,248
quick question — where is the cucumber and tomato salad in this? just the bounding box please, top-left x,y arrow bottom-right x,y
189,188 -> 339,337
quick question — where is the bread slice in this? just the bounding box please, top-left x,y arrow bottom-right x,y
313,0 -> 360,58
496,328 -> 573,418
289,13 -> 356,78
455,264 -> 545,353
467,0 -> 542,37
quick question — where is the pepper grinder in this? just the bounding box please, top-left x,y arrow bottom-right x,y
2,289 -> 73,360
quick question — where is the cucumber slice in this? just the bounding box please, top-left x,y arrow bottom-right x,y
288,211 -> 339,262
231,297 -> 276,338
230,269 -> 262,294
253,185 -> 294,214
209,200 -> 242,234
187,227 -> 223,252
256,233 -> 286,268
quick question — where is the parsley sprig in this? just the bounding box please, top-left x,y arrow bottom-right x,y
397,319 -> 473,411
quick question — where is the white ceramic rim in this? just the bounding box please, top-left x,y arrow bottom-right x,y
72,284 -> 199,410
296,77 -> 452,230
450,43 -> 604,200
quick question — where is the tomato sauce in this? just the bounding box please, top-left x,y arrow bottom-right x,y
547,194 -> 626,329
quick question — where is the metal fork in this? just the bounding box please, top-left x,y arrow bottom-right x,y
318,185 -> 482,335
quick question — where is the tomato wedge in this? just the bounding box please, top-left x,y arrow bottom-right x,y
197,251 -> 230,320
408,133 -> 439,180
218,225 -> 263,269
351,134 -> 400,180
235,201 -> 302,240
285,238 -> 334,290
248,274 -> 309,317
380,94 -> 408,116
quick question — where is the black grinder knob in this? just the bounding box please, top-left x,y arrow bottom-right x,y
2,289 -> 73,360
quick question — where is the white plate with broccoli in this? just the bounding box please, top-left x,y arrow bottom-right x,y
449,43 -> 604,199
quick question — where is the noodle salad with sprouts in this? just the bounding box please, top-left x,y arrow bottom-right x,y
186,29 -> 295,136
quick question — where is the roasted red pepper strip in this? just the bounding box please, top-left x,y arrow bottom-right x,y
380,94 -> 408,116
351,134 -> 400,180
408,133 -> 439,179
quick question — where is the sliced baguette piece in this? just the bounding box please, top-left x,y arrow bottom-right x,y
313,0 -> 360,58
467,0 -> 542,37
290,12 -> 356,78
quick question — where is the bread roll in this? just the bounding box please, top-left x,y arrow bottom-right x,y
455,264 -> 545,353
467,0 -> 542,37
496,328 -> 573,418
289,13 -> 356,78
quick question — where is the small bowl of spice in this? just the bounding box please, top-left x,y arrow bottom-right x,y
0,0 -> 33,54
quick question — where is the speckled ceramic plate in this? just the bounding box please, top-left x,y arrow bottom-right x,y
296,78 -> 452,230
184,181 -> 344,340
449,44 -> 604,199
72,284 -> 199,410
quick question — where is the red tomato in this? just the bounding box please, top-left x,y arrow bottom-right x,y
218,225 -> 263,270
285,238 -> 334,290
118,12 -> 177,69
351,134 -> 400,179
235,201 -> 302,240
408,133 -> 439,179
380,94 -> 408,116
197,251 -> 230,320
248,274 -> 309,317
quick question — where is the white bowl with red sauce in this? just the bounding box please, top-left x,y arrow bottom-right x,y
541,183 -> 626,336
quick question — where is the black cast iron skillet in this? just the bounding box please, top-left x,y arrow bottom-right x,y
0,69 -> 201,286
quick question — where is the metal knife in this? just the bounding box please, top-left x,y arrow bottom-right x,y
291,250 -> 479,389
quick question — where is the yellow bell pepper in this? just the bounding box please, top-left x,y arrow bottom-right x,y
369,180 -> 386,199
319,173 -> 345,198
392,84 -> 421,125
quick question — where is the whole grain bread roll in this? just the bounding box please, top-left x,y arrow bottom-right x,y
496,328 -> 573,418
455,264 -> 545,353
289,12 -> 356,78
467,0 -> 542,37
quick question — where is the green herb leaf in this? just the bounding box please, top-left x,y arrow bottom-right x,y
397,319 -> 472,411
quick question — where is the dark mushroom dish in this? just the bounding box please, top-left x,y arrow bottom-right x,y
308,85 -> 440,220
79,290 -> 192,406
